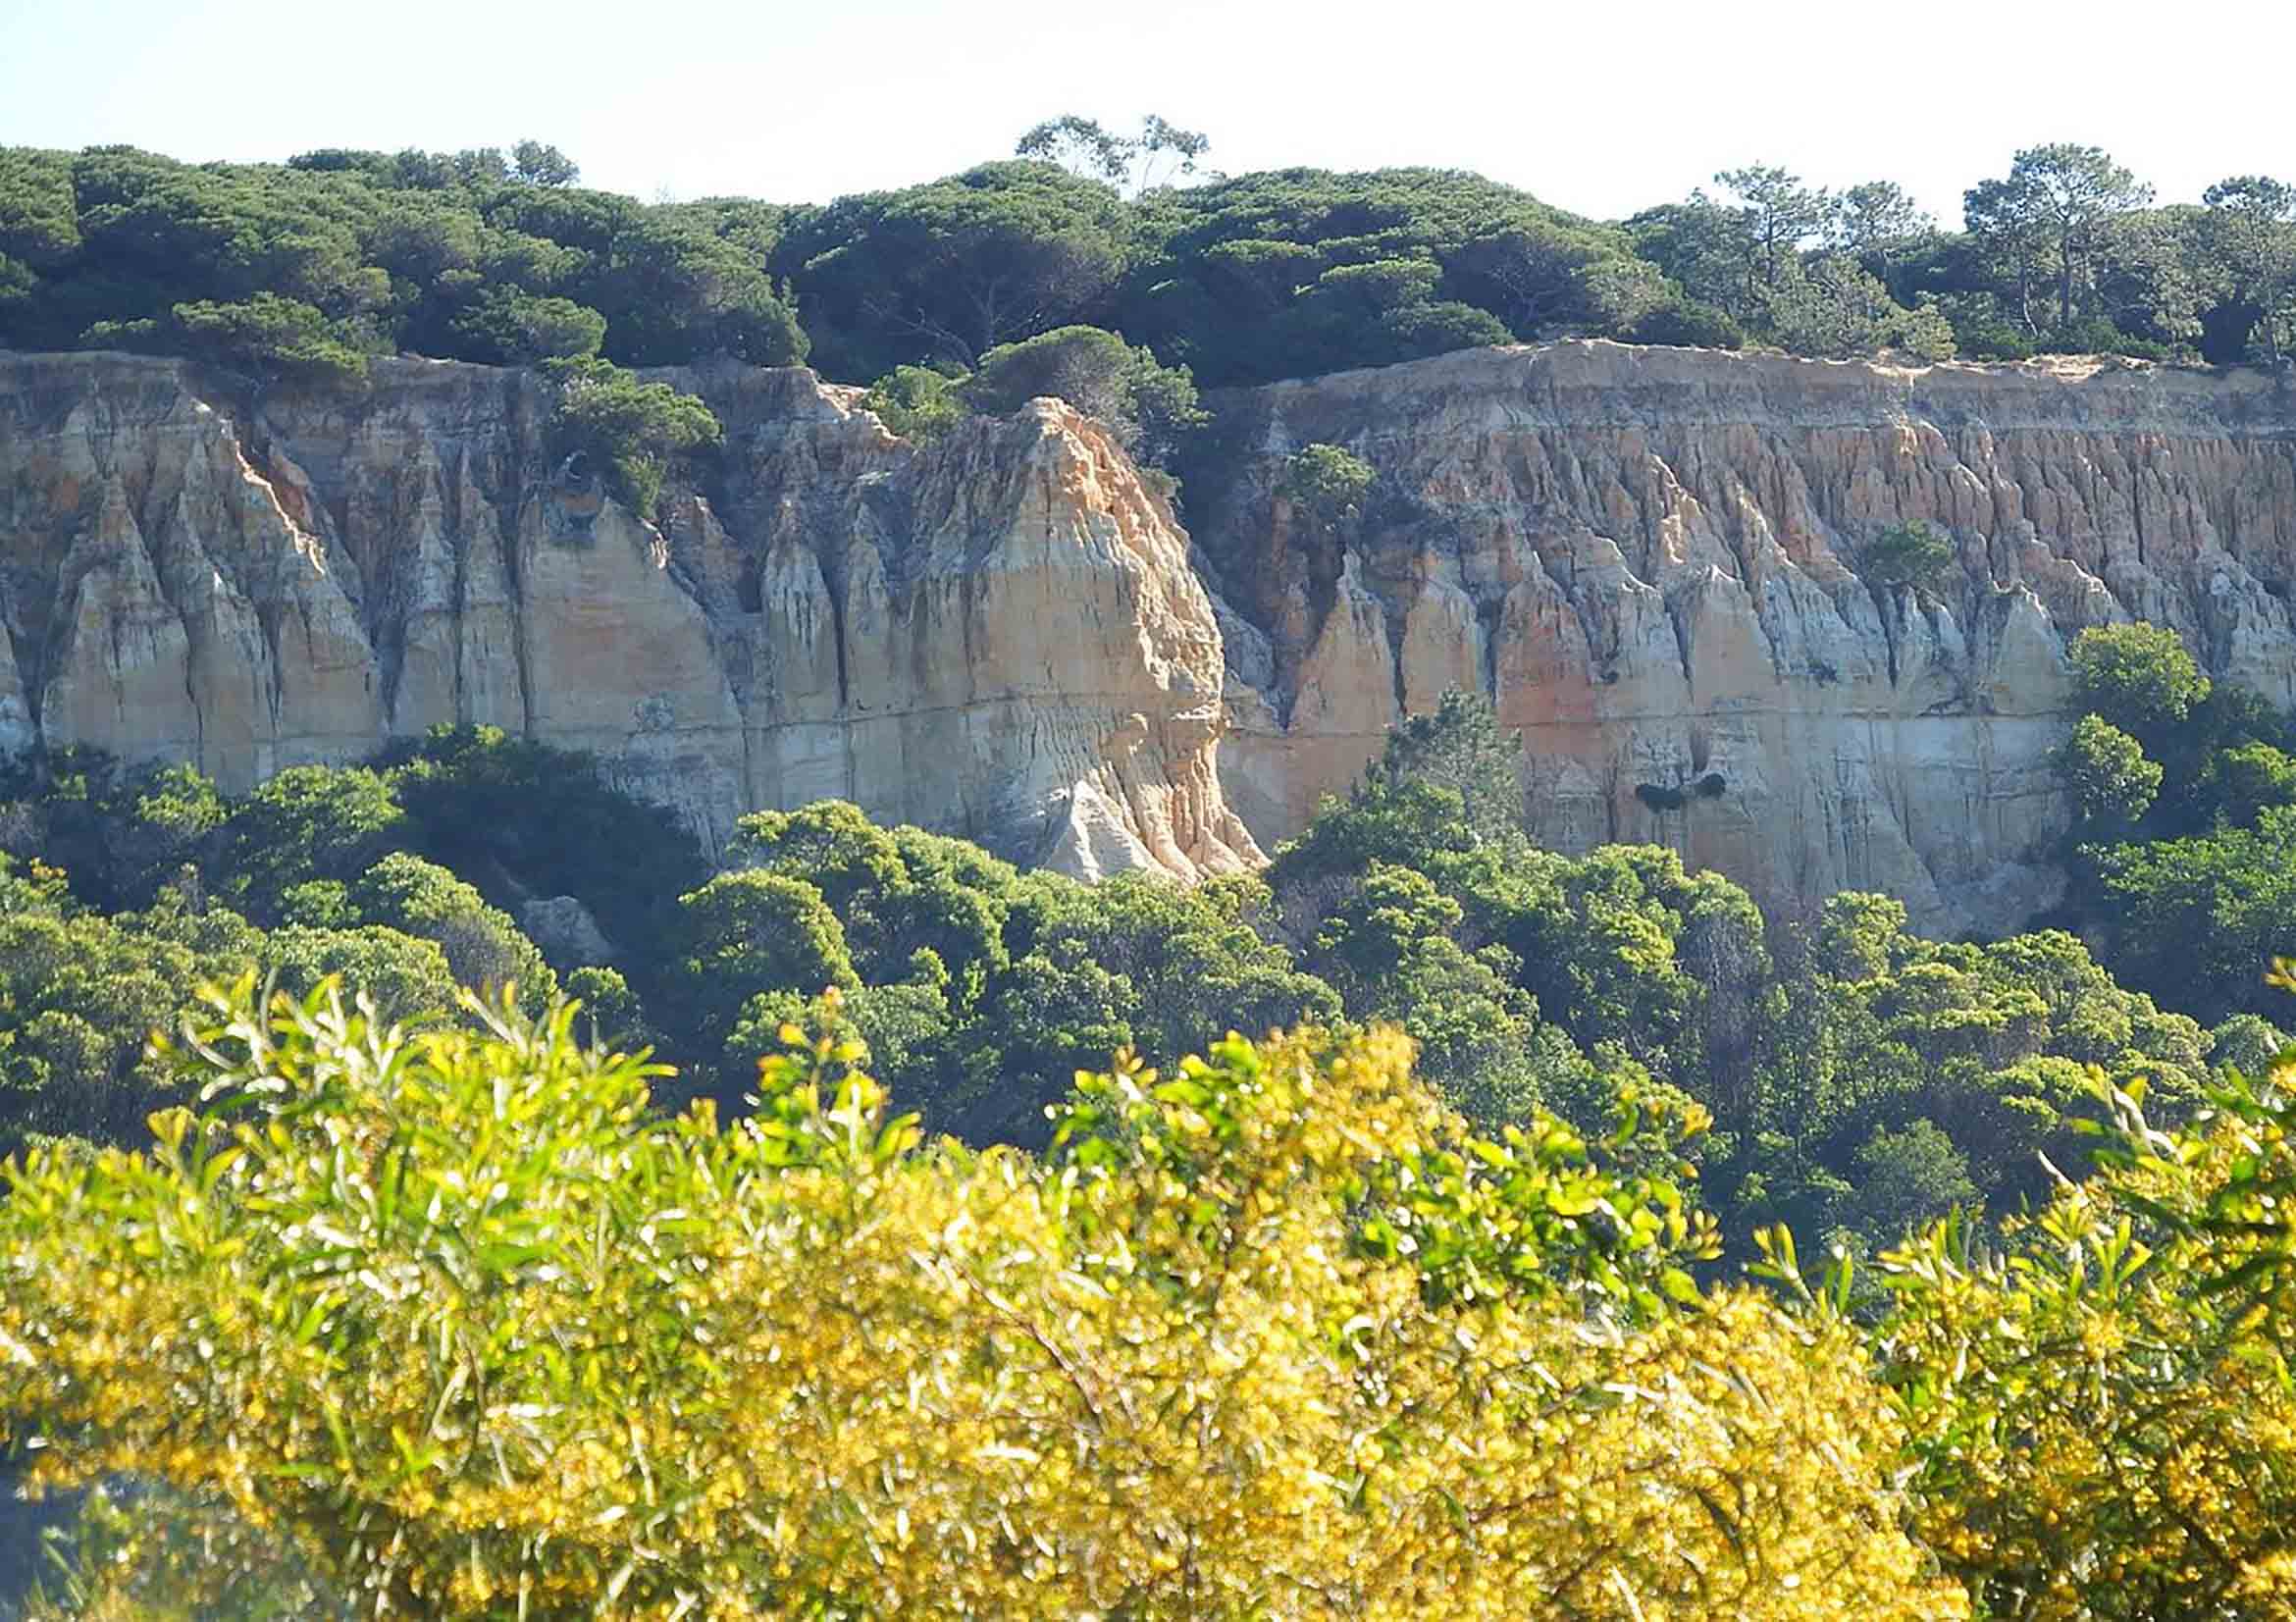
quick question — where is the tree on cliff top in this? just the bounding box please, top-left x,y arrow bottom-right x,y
1014,112 -> 1211,195
771,162 -> 1132,378
961,324 -> 1205,465
543,358 -> 721,513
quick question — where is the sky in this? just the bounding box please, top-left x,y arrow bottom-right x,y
3,0 -> 2292,227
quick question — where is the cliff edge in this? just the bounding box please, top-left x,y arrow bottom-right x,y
1195,340 -> 2296,933
10,340 -> 2296,931
0,350 -> 1258,880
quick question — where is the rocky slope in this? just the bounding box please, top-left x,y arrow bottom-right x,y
9,340 -> 2296,932
1192,341 -> 2296,933
0,350 -> 1257,879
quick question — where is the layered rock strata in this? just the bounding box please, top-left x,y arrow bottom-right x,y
11,340 -> 2296,932
1194,341 -> 2296,934
0,350 -> 1257,879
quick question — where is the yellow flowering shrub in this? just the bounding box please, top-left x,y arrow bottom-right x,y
0,979 -> 1962,1618
1833,1045 -> 2296,1622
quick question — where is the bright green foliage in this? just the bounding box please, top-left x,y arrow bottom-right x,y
1824,1049 -> 2296,1618
211,765 -> 409,921
672,869 -> 859,1060
1304,862 -> 1550,1124
1724,893 -> 2208,1249
559,966 -> 653,1053
0,983 -> 1972,1619
256,923 -> 459,1026
2067,622 -> 2212,742
1367,691 -> 1524,845
728,802 -> 1015,999
963,324 -> 1205,464
347,854 -> 556,1013
543,358 -> 721,513
2091,807 -> 2296,1021
0,859 -> 260,1153
859,363 -> 970,442
2203,739 -> 2296,825
2057,713 -> 2163,831
1028,872 -> 1337,1076
1277,441 -> 1377,539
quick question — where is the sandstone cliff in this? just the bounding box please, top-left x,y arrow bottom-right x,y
10,340 -> 2296,934
1193,341 -> 2296,933
0,350 -> 1258,880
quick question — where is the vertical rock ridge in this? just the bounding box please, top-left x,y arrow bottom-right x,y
1197,340 -> 2296,934
0,349 -> 1256,881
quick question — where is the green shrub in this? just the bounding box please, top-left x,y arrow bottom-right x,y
544,358 -> 720,514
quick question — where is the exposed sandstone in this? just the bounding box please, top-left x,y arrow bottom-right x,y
0,350 -> 1258,880
12,340 -> 2296,933
1194,341 -> 2296,934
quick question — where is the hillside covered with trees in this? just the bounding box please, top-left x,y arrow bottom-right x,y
4,129 -> 2294,407
3,654 -> 2296,1612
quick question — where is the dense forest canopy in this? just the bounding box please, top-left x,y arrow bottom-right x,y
5,129 -> 2295,411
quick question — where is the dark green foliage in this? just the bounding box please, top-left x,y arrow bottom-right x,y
7,134 -> 2273,402
544,358 -> 721,513
1860,520 -> 1957,591
1113,167 -> 1646,384
771,162 -> 1133,380
962,325 -> 1205,465
2067,622 -> 2212,744
1276,443 -> 1376,538
382,725 -> 708,983
861,364 -> 970,442
447,288 -> 604,364
160,293 -> 373,384
212,765 -> 410,920
0,143 -> 801,381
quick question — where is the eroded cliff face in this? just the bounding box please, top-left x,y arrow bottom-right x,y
1194,341 -> 2296,934
13,340 -> 2296,932
0,350 -> 1258,879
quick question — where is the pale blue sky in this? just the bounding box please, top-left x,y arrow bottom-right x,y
3,0 -> 2291,226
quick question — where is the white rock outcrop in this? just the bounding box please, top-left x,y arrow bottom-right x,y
0,351 -> 1259,880
1196,341 -> 2296,934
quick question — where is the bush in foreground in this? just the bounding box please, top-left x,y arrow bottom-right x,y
0,981 -> 1959,1618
